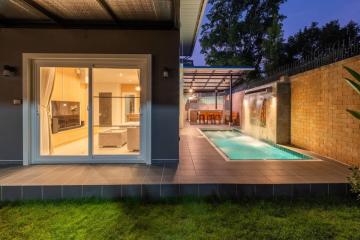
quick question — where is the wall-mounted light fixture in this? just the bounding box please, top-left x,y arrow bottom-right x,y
163,68 -> 169,78
1,65 -> 17,77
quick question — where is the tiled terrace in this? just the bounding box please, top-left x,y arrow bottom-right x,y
0,126 -> 351,201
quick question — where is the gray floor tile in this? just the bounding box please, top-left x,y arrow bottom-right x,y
122,185 -> 141,198
102,185 -> 122,199
293,184 -> 311,197
237,184 -> 256,198
198,184 -> 218,197
142,184 -> 161,200
63,185 -> 82,199
43,186 -> 62,200
179,184 -> 198,197
161,184 -> 179,198
23,186 -> 42,200
274,184 -> 293,198
219,184 -> 237,199
256,184 -> 274,199
83,185 -> 102,198
2,186 -> 22,201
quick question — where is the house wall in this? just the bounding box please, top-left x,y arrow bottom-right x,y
290,55 -> 360,166
0,28 -> 179,165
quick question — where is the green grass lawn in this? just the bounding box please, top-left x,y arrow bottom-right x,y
0,198 -> 359,240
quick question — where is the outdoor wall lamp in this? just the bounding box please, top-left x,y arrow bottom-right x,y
163,68 -> 169,78
1,65 -> 17,77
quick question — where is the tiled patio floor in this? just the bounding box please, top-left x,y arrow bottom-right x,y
0,125 -> 350,185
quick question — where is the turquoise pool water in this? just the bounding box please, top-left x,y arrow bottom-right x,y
202,130 -> 311,160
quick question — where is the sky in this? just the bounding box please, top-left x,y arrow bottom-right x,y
191,0 -> 360,66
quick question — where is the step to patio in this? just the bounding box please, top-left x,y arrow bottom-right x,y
0,183 -> 351,201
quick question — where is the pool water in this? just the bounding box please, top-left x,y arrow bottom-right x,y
202,130 -> 311,160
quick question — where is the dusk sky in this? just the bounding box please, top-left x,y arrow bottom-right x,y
191,0 -> 360,66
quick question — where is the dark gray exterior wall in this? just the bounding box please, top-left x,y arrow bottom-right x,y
0,28 -> 179,164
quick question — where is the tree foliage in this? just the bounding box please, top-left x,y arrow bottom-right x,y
285,21 -> 360,63
200,0 -> 285,78
200,0 -> 360,80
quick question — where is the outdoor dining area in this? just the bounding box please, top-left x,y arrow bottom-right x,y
189,109 -> 223,124
182,66 -> 253,126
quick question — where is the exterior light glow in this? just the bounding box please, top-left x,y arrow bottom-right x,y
189,88 -> 194,93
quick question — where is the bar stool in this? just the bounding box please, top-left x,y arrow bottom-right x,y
214,114 -> 222,124
206,114 -> 212,124
198,114 -> 206,124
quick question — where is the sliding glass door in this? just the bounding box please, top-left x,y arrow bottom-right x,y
39,67 -> 89,156
32,56 -> 150,164
92,68 -> 141,156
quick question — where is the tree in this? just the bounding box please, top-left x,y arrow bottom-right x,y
284,21 -> 360,63
262,12 -> 285,74
200,0 -> 285,79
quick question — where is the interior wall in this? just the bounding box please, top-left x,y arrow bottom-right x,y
0,28 -> 179,164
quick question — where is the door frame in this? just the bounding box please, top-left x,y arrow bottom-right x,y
23,53 -> 152,165
98,92 -> 113,127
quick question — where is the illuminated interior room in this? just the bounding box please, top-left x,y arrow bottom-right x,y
40,67 -> 141,157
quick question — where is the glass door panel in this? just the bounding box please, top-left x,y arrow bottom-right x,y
92,68 -> 141,155
39,67 -> 89,156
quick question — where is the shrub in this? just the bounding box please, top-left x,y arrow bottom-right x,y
343,66 -> 360,120
348,167 -> 360,200
343,66 -> 360,200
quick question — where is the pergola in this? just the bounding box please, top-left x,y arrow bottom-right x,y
182,66 -> 254,123
183,66 -> 254,93
0,0 -> 206,55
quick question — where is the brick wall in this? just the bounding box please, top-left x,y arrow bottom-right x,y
291,55 -> 360,166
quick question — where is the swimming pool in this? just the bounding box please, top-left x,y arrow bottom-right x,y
201,130 -> 311,160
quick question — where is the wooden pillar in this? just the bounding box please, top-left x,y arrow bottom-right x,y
215,90 -> 218,110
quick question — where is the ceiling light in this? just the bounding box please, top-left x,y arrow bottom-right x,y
135,86 -> 141,91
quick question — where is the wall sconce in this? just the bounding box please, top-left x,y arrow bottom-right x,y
1,65 -> 17,77
163,68 -> 169,78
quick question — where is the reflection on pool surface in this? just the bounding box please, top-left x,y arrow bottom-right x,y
202,130 -> 311,160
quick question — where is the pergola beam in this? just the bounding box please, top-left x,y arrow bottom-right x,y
22,0 -> 63,24
96,0 -> 121,24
